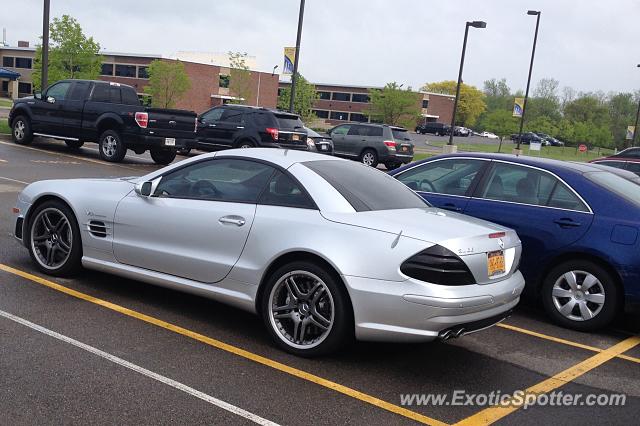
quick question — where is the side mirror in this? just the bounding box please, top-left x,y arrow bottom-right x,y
46,96 -> 56,104
34,91 -> 42,100
134,177 -> 161,197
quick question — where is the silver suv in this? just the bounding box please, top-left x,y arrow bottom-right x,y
328,123 -> 414,169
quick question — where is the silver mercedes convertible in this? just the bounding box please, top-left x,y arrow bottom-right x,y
13,149 -> 524,356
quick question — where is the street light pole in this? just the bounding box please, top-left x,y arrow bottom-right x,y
633,64 -> 640,146
41,0 -> 50,90
448,21 -> 486,149
289,0 -> 306,113
515,10 -> 541,152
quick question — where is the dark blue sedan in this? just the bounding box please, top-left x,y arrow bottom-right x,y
390,153 -> 640,331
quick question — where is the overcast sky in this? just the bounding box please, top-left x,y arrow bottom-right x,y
4,0 -> 639,94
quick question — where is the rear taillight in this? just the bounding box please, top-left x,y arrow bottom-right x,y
383,140 -> 396,149
489,232 -> 506,239
400,245 -> 475,286
135,112 -> 149,128
266,127 -> 279,141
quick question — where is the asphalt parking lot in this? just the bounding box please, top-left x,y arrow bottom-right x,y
0,135 -> 639,425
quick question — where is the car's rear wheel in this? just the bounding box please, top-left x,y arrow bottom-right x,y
360,149 -> 378,167
27,200 -> 82,276
385,162 -> 401,170
150,148 -> 177,165
65,140 -> 84,150
177,147 -> 192,156
237,140 -> 255,149
98,130 -> 127,162
541,260 -> 619,331
12,115 -> 33,145
261,261 -> 352,357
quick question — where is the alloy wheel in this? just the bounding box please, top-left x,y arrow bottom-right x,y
362,152 -> 375,166
30,208 -> 73,270
268,271 -> 335,350
551,270 -> 605,321
102,135 -> 118,157
14,120 -> 25,140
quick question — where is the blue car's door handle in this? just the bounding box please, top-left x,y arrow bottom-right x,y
442,203 -> 462,212
554,218 -> 581,228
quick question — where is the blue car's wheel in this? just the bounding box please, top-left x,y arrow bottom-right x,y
542,260 -> 620,331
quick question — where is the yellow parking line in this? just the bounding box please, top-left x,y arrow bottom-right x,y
454,334 -> 640,426
0,263 -> 447,426
497,323 -> 640,364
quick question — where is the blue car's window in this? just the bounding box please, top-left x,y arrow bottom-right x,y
396,159 -> 484,196
481,163 -> 588,212
586,171 -> 640,207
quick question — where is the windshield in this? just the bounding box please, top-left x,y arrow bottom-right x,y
275,114 -> 304,130
304,160 -> 430,211
585,171 -> 640,207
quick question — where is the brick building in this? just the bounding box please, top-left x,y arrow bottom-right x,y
0,43 -> 279,113
278,81 -> 455,128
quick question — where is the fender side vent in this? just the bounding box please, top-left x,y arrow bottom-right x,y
88,221 -> 107,238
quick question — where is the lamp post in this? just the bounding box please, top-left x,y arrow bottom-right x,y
633,64 -> 640,146
41,0 -> 50,90
271,65 -> 279,76
514,10 -> 541,153
447,20 -> 486,151
289,0 -> 306,113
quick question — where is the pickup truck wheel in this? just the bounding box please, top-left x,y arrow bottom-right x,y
12,116 -> 33,145
177,147 -> 192,156
65,140 -> 84,150
98,130 -> 127,163
150,148 -> 177,165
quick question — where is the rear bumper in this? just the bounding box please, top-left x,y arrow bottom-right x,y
124,132 -> 192,149
344,271 -> 525,342
381,152 -> 414,164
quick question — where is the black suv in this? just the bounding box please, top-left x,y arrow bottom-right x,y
328,123 -> 414,169
192,105 -> 318,153
415,122 -> 451,136
511,132 -> 543,145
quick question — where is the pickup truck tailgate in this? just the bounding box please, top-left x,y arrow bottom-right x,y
146,108 -> 197,138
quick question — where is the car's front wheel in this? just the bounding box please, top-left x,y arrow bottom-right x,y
150,148 -> 177,165
12,115 -> 33,145
262,261 -> 352,357
98,130 -> 127,162
27,200 -> 82,276
541,260 -> 620,331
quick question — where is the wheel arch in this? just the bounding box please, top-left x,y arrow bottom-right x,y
23,194 -> 82,248
96,114 -> 124,135
10,106 -> 33,124
234,136 -> 258,148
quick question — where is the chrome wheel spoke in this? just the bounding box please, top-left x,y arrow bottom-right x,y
581,274 -> 599,291
33,233 -> 48,242
552,287 -> 572,298
578,301 -> 594,320
42,213 -> 54,232
309,311 -> 330,330
46,246 -> 56,266
562,271 -> 578,291
584,293 -> 605,304
58,240 -> 71,254
559,299 -> 577,316
285,277 -> 303,300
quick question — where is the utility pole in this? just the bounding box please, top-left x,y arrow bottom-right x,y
42,0 -> 50,90
515,11 -> 541,153
289,0 -> 305,113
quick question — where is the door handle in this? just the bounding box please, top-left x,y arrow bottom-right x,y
219,216 -> 246,226
554,218 -> 581,228
236,126 -> 245,129
208,124 -> 216,127
442,203 -> 462,212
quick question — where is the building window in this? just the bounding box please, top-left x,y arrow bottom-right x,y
15,57 -> 32,69
2,56 -> 14,67
422,99 -> 429,108
349,113 -> 369,122
317,91 -> 330,100
1,81 -> 8,92
115,64 -> 136,77
351,93 -> 370,103
101,63 -> 114,76
330,111 -> 349,121
137,66 -> 149,79
331,92 -> 351,102
277,88 -> 285,97
219,74 -> 230,88
18,82 -> 31,94
313,110 -> 329,119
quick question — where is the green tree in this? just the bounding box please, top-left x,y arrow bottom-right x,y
276,73 -> 317,123
144,60 -> 191,109
365,82 -> 421,128
525,115 -> 558,135
423,80 -> 486,126
477,109 -> 519,139
482,78 -> 512,113
608,92 -> 637,148
32,15 -> 101,90
526,78 -> 561,122
228,51 -> 253,105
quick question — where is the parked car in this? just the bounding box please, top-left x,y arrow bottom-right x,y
607,146 -> 640,159
390,153 -> 640,331
8,80 -> 197,164
511,132 -> 544,145
192,105 -> 309,153
328,123 -> 414,169
535,132 -> 565,146
13,149 -> 524,356
589,157 -> 640,176
480,131 -> 499,139
454,126 -> 471,137
304,127 -> 333,155
416,122 -> 451,136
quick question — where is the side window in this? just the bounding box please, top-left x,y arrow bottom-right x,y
121,87 -> 140,105
154,159 -> 275,202
481,163 -> 561,207
624,162 -> 640,175
347,125 -> 367,136
201,108 -> 224,123
594,161 -> 626,169
109,86 -> 122,103
547,182 -> 589,212
45,82 -> 72,101
91,84 -> 110,103
369,127 -> 383,137
619,148 -> 640,159
221,108 -> 244,123
396,159 -> 484,196
68,82 -> 90,101
259,170 -> 315,209
331,125 -> 350,136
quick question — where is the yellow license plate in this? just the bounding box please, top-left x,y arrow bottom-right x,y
292,134 -> 300,141
487,250 -> 505,277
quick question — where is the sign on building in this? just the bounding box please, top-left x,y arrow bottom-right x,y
283,47 -> 296,75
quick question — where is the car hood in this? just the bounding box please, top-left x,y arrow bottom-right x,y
19,177 -> 136,204
321,207 -> 520,255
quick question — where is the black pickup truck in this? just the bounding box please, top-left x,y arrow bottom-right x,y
8,79 -> 197,164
